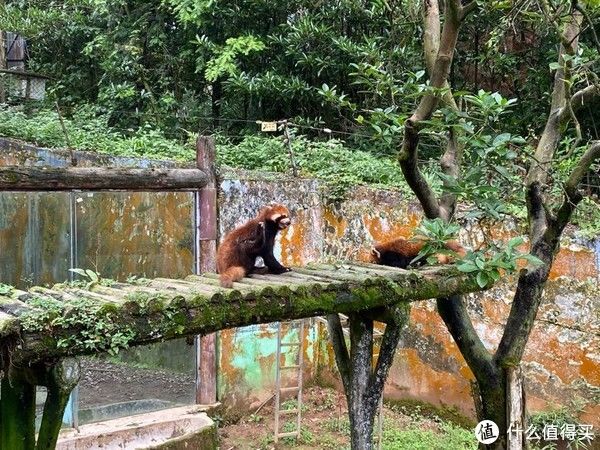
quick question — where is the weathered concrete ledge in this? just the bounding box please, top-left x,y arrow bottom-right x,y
0,262 -> 489,365
56,405 -> 217,450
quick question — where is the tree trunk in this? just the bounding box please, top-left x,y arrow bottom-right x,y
0,27 -> 6,103
348,314 -> 376,450
478,377 -> 508,450
349,406 -> 377,450
327,305 -> 409,450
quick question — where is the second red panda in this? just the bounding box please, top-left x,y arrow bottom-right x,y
371,238 -> 466,269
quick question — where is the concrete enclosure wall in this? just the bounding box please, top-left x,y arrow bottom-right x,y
1,138 -> 598,427
216,163 -> 600,427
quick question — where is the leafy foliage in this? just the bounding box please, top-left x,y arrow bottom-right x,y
411,218 -> 462,265
68,268 -> 115,289
203,35 -> 266,82
0,105 -> 194,160
411,219 -> 545,288
529,406 -> 591,450
0,283 -> 14,295
456,237 -> 544,288
20,294 -> 136,355
382,421 -> 477,450
217,134 -> 417,200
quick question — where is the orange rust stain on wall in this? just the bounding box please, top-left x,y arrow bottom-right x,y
323,208 -> 347,238
280,210 -> 310,266
354,248 -> 373,263
76,193 -> 193,280
388,348 -> 475,417
580,404 -> 600,429
410,306 -> 466,362
549,248 -> 597,280
525,332 -> 600,386
362,211 -> 420,243
481,299 -> 510,323
218,330 -> 239,384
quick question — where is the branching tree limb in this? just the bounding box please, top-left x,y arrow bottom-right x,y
399,0 -> 466,220
396,2 -> 599,445
574,2 -> 600,54
526,10 -> 583,188
398,0 -> 492,381
437,296 -> 496,380
496,10 -> 599,366
571,83 -> 600,111
549,140 -> 600,238
367,305 -> 409,416
526,182 -> 549,243
326,314 -> 351,394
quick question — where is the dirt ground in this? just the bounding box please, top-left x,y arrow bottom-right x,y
78,358 -> 196,410
217,386 -> 442,450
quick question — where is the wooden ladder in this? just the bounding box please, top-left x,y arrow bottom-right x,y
273,319 -> 306,442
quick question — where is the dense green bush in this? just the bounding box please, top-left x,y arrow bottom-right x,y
217,134 -> 426,199
0,105 -> 194,161
0,106 -> 419,199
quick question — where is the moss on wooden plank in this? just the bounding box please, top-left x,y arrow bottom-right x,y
2,264 -> 487,365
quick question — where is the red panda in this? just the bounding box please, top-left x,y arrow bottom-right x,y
371,238 -> 466,269
217,204 -> 292,288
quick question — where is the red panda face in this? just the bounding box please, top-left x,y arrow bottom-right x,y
370,247 -> 382,263
263,204 -> 291,229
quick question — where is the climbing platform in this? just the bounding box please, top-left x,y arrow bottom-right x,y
0,262 -> 483,365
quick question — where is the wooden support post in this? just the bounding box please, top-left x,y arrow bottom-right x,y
196,136 -> 218,405
506,366 -> 526,450
0,358 -> 79,450
36,359 -> 80,450
0,371 -> 36,450
0,29 -> 6,103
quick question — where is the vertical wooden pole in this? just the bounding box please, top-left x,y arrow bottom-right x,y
0,27 -> 6,103
36,359 -> 81,450
195,136 -> 218,405
506,366 -> 525,450
0,372 -> 36,450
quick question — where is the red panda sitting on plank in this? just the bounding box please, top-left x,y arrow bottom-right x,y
371,237 -> 466,269
217,204 -> 292,288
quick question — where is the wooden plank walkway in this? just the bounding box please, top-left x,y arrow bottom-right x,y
0,262 -> 484,365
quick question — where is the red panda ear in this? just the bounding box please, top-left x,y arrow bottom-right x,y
371,248 -> 381,259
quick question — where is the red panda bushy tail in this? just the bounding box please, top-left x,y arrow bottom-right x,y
219,266 -> 246,288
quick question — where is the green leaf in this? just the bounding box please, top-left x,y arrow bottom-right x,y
507,237 -> 524,248
456,262 -> 479,273
495,165 -> 511,179
492,133 -> 511,146
488,270 -> 501,281
69,268 -> 88,277
549,62 -> 561,71
519,254 -> 545,268
85,270 -> 100,282
476,272 -> 488,288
